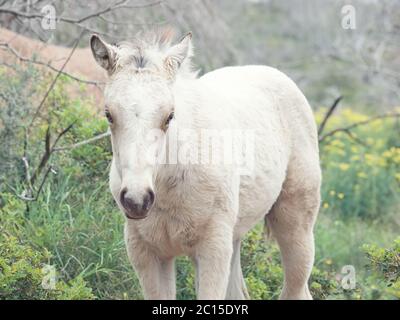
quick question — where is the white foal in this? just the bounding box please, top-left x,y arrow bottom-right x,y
90,29 -> 321,300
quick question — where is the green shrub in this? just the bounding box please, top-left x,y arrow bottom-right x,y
241,225 -> 343,300
176,256 -> 196,300
0,65 -> 43,189
0,234 -> 94,300
362,238 -> 400,299
241,226 -> 283,299
309,266 -> 339,300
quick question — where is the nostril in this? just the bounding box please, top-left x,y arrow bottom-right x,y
148,189 -> 155,205
142,189 -> 155,211
120,187 -> 128,206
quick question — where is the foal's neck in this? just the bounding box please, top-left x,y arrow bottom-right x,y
172,74 -> 202,130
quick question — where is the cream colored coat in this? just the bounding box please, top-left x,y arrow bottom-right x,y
90,30 -> 321,300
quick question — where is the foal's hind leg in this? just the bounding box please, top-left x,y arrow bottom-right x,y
225,239 -> 250,300
266,180 -> 320,300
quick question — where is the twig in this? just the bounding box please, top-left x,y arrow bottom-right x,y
318,96 -> 342,136
29,31 -> 85,127
30,123 -> 75,186
34,166 -> 54,199
21,156 -> 33,197
53,130 -> 111,152
0,1 -> 164,24
22,128 -> 30,177
15,166 -> 54,201
0,42 -> 101,86
16,124 -> 108,201
318,112 -> 400,143
29,126 -> 51,186
51,123 -> 76,152
341,129 -> 368,147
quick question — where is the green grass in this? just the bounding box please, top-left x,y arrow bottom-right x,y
2,179 -> 398,299
315,212 -> 399,269
1,68 -> 399,299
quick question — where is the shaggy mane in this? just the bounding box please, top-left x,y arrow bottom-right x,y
115,27 -> 175,54
112,27 -> 196,78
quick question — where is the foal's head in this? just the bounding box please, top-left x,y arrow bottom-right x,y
90,29 -> 193,219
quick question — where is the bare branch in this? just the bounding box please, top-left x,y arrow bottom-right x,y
319,112 -> 400,143
341,129 -> 368,147
318,96 -> 342,136
16,166 -> 54,201
16,125 -> 108,201
29,31 -> 85,127
53,130 -> 111,152
30,122 -> 75,186
51,123 -> 76,151
29,126 -> 51,186
33,166 -> 54,199
0,42 -> 101,86
21,156 -> 34,197
0,0 -> 164,25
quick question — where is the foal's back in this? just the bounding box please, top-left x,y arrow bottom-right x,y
197,65 -> 319,237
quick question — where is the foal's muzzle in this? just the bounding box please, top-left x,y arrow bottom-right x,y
120,188 -> 155,219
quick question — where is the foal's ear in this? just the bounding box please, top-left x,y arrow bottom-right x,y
164,32 -> 192,75
90,34 -> 117,74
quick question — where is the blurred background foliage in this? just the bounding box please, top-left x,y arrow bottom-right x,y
0,66 -> 399,300
0,0 -> 399,300
2,0 -> 399,108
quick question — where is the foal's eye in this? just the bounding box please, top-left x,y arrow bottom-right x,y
164,112 -> 174,129
105,109 -> 113,124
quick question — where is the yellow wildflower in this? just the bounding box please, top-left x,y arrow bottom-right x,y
377,157 -> 387,167
325,259 -> 333,265
331,140 -> 345,148
366,138 -> 374,146
382,150 -> 392,158
338,193 -> 345,199
357,172 -> 367,179
351,146 -> 359,153
365,154 -> 376,166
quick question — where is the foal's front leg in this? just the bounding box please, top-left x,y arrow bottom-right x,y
194,220 -> 234,299
125,229 -> 175,299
